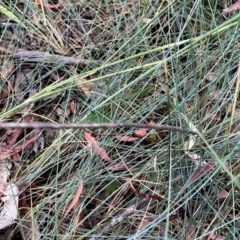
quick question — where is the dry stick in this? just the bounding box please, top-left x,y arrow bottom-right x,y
0,47 -> 99,65
0,122 -> 196,134
89,198 -> 149,240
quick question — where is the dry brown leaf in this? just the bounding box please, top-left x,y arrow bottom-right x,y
136,216 -> 152,231
0,131 -> 42,161
217,190 -> 229,200
6,129 -> 23,146
188,162 -> 213,183
84,132 -> 112,162
7,115 -> 34,145
115,125 -> 148,142
0,152 -> 12,161
69,99 -> 76,114
0,62 -> 14,80
223,0 -> 240,13
182,162 -> 214,190
134,128 -> 147,137
148,119 -> 155,125
208,232 -> 225,240
0,88 -> 10,100
115,135 -> 139,142
62,179 -> 84,220
0,145 -> 12,152
14,132 -> 42,152
11,152 -> 21,161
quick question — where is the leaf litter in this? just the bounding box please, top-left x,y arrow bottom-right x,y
0,1 -> 239,239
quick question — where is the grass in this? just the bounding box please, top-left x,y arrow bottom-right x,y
0,0 -> 240,239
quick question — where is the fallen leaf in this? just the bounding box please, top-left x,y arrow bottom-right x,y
188,163 -> 213,183
114,126 -> 148,142
186,225 -> 196,240
142,18 -> 152,24
76,77 -> 92,97
0,131 -> 42,161
114,120 -> 154,142
11,152 -> 21,161
217,190 -> 229,200
182,162 -> 214,190
184,136 -> 196,150
134,128 -> 147,137
148,119 -> 155,125
0,87 -> 10,100
62,179 -> 83,220
7,115 -> 34,145
55,107 -> 63,116
0,145 -> 12,152
136,216 -> 152,230
184,135 -> 201,164
33,131 -> 45,153
6,129 -> 23,146
223,1 -> 240,14
0,160 -> 12,193
208,232 -> 225,240
84,132 -> 112,162
0,183 -> 19,230
0,151 -> 12,161
0,61 -> 14,80
14,132 -> 42,152
115,135 -> 139,142
69,99 -> 76,114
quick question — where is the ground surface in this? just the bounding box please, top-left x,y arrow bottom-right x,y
0,1 -> 240,239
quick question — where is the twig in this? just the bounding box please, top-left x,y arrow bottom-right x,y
0,47 -> 99,65
0,122 -> 196,134
89,198 -> 149,240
